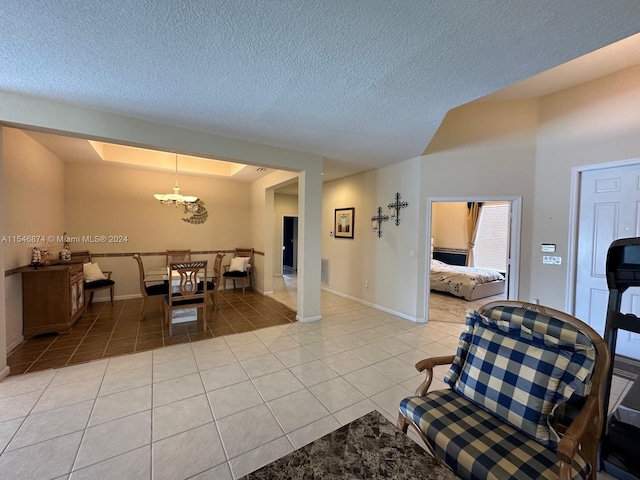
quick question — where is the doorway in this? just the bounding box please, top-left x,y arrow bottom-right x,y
282,215 -> 298,274
425,196 -> 521,323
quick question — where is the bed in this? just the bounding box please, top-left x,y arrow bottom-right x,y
430,258 -> 505,301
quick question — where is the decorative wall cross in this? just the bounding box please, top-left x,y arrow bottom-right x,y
371,206 -> 389,238
388,192 -> 408,226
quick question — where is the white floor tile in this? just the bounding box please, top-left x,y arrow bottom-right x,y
252,369 -> 305,402
194,349 -> 237,371
370,384 -> 413,418
303,340 -> 344,359
0,417 -> 23,452
349,344 -> 392,365
207,380 -> 264,419
32,377 -> 102,415
188,462 -> 233,480
90,385 -> 151,426
105,351 -> 152,376
289,360 -> 339,387
240,353 -> 285,378
69,445 -> 150,480
99,366 -> 152,397
268,389 -> 330,433
330,334 -> 369,350
189,337 -> 229,356
8,400 -> 93,451
224,332 -> 260,347
74,411 -> 151,470
153,372 -> 204,407
371,337 -> 414,356
0,369 -> 55,399
0,390 -> 41,422
2,285 -> 624,480
343,366 -> 396,397
261,335 -> 300,352
309,377 -> 365,413
371,357 -> 418,383
152,422 -> 225,480
199,363 -> 249,392
49,360 -> 108,388
287,415 -> 341,449
229,342 -> 271,362
321,351 -> 368,376
0,431 -> 82,480
228,436 -> 293,479
217,404 -> 283,458
152,356 -> 198,383
152,344 -> 194,365
273,346 -> 317,368
333,399 -> 379,426
419,341 -> 456,357
288,330 -> 326,345
152,394 -> 213,441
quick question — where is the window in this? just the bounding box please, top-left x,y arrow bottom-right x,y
474,203 -> 509,272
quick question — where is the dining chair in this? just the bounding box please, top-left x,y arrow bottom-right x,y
164,260 -> 210,337
75,250 -> 115,306
211,252 -> 224,307
197,253 -> 224,307
133,253 -> 169,318
165,249 -> 191,265
223,248 -> 253,294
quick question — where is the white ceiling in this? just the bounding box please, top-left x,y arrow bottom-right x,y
3,1 -> 640,181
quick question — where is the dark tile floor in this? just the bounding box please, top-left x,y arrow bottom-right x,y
7,289 -> 296,376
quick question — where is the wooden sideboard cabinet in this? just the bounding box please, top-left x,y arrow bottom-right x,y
20,264 -> 85,338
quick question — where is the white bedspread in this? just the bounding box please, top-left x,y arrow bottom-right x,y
430,259 -> 504,300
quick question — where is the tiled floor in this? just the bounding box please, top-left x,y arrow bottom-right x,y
7,289 -> 296,375
0,277 -> 633,479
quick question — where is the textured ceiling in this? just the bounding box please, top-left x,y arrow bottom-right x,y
2,1 -> 640,177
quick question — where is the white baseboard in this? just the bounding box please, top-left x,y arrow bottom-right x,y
7,335 -> 25,355
296,314 -> 322,323
320,287 -> 424,323
0,366 -> 10,381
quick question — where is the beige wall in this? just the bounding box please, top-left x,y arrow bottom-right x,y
274,193 -> 299,275
421,100 -> 539,305
531,64 -> 640,310
431,202 -> 467,250
322,157 -> 422,320
2,128 -> 66,351
63,161 -> 252,300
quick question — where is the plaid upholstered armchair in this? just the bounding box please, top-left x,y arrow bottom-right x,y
398,301 -> 610,480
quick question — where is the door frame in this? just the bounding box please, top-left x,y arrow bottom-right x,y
424,196 -> 522,320
281,214 -> 298,274
567,157 -> 640,315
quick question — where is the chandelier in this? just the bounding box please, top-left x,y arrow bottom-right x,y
153,154 -> 198,208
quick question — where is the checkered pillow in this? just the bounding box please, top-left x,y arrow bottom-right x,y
483,306 -> 596,399
444,310 -> 595,448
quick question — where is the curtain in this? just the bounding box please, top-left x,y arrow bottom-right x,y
466,202 -> 483,266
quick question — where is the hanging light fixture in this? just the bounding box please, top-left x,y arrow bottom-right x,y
154,154 -> 198,207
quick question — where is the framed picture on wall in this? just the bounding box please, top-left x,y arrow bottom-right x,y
334,207 -> 355,239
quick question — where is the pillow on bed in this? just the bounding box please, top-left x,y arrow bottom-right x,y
430,259 -> 448,269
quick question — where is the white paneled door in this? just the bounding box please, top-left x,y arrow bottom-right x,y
575,163 -> 640,360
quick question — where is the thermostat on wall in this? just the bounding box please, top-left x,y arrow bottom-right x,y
541,244 -> 556,253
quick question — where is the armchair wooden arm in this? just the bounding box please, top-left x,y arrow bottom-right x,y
414,355 -> 456,396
